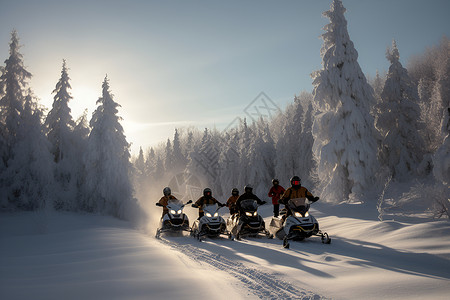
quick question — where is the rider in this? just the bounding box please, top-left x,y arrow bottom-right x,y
226,188 -> 240,216
235,185 -> 266,216
279,176 -> 319,221
268,178 -> 285,217
157,187 -> 178,218
193,188 -> 224,218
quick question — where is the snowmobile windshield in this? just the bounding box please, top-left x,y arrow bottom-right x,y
167,199 -> 183,206
203,204 -> 218,214
240,199 -> 258,211
288,198 -> 309,214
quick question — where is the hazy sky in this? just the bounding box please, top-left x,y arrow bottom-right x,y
1,0 -> 449,155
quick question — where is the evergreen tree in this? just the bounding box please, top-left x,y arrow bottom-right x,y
83,76 -> 136,219
433,107 -> 450,185
164,138 -> 174,173
0,31 -> 31,159
219,129 -> 241,194
45,60 -> 75,162
2,92 -> 54,210
172,128 -> 187,171
311,0 -> 379,203
375,40 -> 424,180
45,60 -> 78,209
0,31 -> 54,209
248,118 -> 275,196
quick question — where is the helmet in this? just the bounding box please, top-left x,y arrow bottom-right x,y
290,176 -> 301,188
272,178 -> 279,185
203,188 -> 212,198
244,185 -> 253,193
163,187 -> 171,196
231,188 -> 239,196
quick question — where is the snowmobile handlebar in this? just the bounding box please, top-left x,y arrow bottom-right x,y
156,203 -> 163,207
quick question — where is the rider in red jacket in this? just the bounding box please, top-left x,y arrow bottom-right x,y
268,178 -> 285,217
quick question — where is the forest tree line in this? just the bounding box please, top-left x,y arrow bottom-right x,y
1,1 -> 449,219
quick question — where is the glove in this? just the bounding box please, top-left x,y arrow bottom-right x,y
313,197 -> 319,202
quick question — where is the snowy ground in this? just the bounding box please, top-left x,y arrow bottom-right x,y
1,200 -> 449,300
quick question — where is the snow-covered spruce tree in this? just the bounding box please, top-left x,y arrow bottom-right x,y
275,98 -> 303,186
2,92 -> 55,210
298,99 -> 316,188
311,0 -> 379,203
375,41 -> 424,180
219,128 -> 241,194
433,107 -> 450,185
83,76 -> 137,219
409,37 -> 450,153
72,110 -> 89,207
0,31 -> 54,209
164,138 -> 174,173
45,60 -> 78,209
237,119 -> 252,188
248,118 -> 276,196
371,70 -> 385,104
172,128 -> 187,172
0,31 -> 31,163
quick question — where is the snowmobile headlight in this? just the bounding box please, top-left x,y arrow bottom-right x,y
205,212 -> 212,217
253,211 -> 258,216
213,212 -> 219,217
245,212 -> 253,217
304,211 -> 309,217
294,212 -> 303,218
177,209 -> 182,214
170,209 -> 176,214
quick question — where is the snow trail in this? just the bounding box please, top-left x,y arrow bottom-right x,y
157,236 -> 325,300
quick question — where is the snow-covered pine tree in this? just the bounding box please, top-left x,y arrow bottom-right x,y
219,128 -> 241,195
298,99 -> 316,188
135,147 -> 146,178
45,60 -> 78,209
311,0 -> 379,203
0,31 -> 55,210
372,70 -> 385,104
433,107 -> 450,185
72,110 -> 89,208
172,128 -> 187,172
2,92 -> 55,210
0,31 -> 31,162
238,119 -> 252,188
83,76 -> 136,219
248,118 -> 275,196
375,40 -> 424,180
164,138 -> 174,173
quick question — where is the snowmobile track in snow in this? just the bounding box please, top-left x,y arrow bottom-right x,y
157,237 -> 325,300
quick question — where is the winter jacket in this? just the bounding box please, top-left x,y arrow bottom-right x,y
279,186 -> 316,205
226,195 -> 239,209
236,192 -> 264,212
158,195 -> 178,216
194,196 -> 221,213
268,185 -> 286,205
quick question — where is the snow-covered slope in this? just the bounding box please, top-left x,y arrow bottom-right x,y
1,205 -> 449,300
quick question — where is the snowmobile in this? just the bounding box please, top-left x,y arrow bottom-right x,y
190,203 -> 227,241
155,199 -> 192,239
268,197 -> 331,248
227,199 -> 271,240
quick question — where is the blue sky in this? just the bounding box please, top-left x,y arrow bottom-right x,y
1,0 -> 449,155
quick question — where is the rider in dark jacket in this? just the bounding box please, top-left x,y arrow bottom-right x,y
235,185 -> 266,214
193,188 -> 224,218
